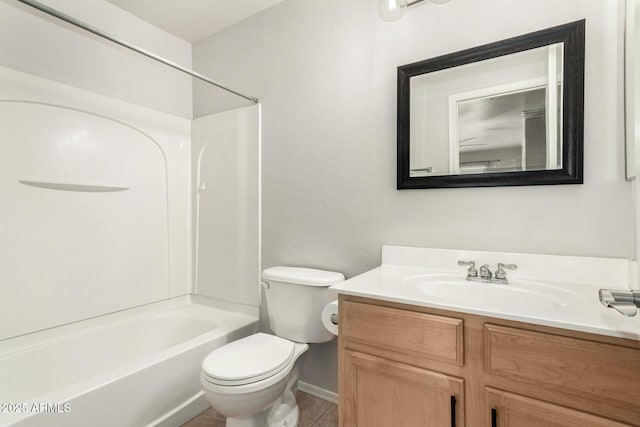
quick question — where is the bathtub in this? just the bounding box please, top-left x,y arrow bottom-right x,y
0,296 -> 259,427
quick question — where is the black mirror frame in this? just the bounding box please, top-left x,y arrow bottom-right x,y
397,20 -> 585,189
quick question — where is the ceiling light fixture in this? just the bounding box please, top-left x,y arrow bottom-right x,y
378,0 -> 451,22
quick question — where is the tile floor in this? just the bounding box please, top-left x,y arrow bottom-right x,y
182,391 -> 338,427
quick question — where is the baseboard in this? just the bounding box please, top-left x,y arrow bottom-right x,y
298,381 -> 338,404
148,383 -> 334,426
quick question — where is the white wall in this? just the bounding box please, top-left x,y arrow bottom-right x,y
0,0 -> 193,118
0,0 -> 194,339
194,0 -> 632,393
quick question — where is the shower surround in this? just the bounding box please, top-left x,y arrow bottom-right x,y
0,66 -> 260,426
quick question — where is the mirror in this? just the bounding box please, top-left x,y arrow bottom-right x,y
397,21 -> 584,189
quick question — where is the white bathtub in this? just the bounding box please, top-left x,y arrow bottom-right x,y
0,296 -> 259,427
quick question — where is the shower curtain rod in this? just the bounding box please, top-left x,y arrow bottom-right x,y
16,0 -> 260,104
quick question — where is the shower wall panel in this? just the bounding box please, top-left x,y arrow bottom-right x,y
192,105 -> 260,308
0,67 -> 191,340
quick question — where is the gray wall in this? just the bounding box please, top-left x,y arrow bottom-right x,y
194,0 -> 632,393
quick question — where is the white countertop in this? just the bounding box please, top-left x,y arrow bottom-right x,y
330,246 -> 640,341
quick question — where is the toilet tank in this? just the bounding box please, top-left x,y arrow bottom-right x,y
262,267 -> 344,344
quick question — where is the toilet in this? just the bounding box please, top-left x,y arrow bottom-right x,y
201,266 -> 344,427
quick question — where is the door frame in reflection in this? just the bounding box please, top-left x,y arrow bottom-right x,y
447,77 -> 552,175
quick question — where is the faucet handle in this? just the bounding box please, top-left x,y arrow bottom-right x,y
495,263 -> 517,280
458,260 -> 478,277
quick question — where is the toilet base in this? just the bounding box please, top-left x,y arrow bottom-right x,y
225,403 -> 299,427
264,385 -> 299,427
226,413 -> 268,427
225,364 -> 302,427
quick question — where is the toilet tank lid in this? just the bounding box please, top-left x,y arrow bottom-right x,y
262,266 -> 345,287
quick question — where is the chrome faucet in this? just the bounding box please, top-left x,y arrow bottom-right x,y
479,264 -> 492,279
458,261 -> 517,284
599,289 -> 640,317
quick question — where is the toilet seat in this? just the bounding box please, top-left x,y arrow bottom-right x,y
202,333 -> 295,386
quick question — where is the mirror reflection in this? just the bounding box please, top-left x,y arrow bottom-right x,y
409,43 -> 564,177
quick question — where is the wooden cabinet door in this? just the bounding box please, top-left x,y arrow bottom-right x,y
485,388 -> 633,427
341,350 -> 464,427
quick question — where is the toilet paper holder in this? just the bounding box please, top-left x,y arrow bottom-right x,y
321,300 -> 339,336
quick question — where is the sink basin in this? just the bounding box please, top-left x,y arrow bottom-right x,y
401,274 -> 583,314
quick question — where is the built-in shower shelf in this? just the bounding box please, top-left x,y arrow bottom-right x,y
18,180 -> 129,192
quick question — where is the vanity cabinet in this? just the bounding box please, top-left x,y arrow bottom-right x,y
340,300 -> 465,426
342,350 -> 464,426
338,296 -> 640,426
485,388 -> 631,427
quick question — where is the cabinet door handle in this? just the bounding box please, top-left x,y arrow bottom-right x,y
450,395 -> 456,427
491,408 -> 497,427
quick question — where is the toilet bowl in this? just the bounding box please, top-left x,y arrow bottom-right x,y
200,267 -> 344,427
202,333 -> 308,427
